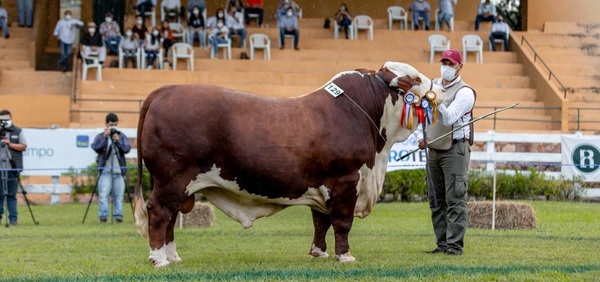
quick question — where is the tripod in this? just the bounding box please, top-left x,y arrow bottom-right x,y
82,141 -> 133,224
1,144 -> 37,227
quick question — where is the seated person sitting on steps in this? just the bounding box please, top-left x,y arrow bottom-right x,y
132,15 -> 148,44
161,0 -> 181,22
144,27 -> 162,69
80,22 -> 106,65
208,18 -> 229,58
475,0 -> 496,31
99,12 -> 121,55
334,3 -> 352,39
119,27 -> 139,68
437,0 -> 456,31
187,0 -> 206,15
410,0 -> 431,30
187,5 -> 205,47
136,0 -> 156,23
0,1 -> 10,39
277,0 -> 300,19
279,7 -> 299,50
225,0 -> 244,13
160,20 -> 174,57
489,15 -> 509,51
226,6 -> 246,48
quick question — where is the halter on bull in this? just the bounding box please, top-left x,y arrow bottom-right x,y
133,62 -> 445,267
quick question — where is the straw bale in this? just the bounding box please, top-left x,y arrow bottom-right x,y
175,202 -> 215,228
468,201 -> 536,229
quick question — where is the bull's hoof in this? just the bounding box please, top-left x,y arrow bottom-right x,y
167,254 -> 182,263
335,251 -> 356,262
150,257 -> 171,267
309,244 -> 329,258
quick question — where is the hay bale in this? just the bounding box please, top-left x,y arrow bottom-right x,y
468,201 -> 536,229
175,202 -> 215,228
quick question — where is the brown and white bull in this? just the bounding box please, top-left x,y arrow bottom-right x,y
133,62 -> 445,267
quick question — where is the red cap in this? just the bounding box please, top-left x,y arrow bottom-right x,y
440,49 -> 462,64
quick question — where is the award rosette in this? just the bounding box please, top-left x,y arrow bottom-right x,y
401,92 -> 416,129
424,90 -> 437,125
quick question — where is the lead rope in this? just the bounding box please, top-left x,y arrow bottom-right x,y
343,94 -> 388,143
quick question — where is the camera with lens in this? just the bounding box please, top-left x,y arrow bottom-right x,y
110,127 -> 121,136
0,119 -> 12,130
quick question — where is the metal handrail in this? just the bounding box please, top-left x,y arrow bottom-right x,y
520,36 -> 568,99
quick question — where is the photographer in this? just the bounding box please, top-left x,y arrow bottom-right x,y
0,110 -> 27,226
91,113 -> 130,224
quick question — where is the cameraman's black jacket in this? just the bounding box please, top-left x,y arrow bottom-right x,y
91,131 -> 131,175
2,126 -> 24,171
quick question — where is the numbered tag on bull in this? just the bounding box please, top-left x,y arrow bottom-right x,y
325,82 -> 344,97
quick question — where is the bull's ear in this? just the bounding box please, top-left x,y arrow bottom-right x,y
395,75 -> 419,94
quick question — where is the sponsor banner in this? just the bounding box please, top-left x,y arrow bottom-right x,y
20,128 -> 137,176
561,135 -> 600,182
386,134 -> 426,172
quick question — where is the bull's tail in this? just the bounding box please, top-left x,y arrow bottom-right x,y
134,91 -> 160,241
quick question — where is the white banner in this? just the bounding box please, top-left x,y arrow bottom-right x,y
561,135 -> 600,182
386,134 -> 426,172
20,128 -> 137,176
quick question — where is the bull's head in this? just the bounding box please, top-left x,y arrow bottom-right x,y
378,61 -> 445,105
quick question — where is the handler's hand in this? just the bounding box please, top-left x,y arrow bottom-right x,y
418,139 -> 425,150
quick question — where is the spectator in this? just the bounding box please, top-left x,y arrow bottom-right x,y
99,12 -> 121,55
80,22 -> 106,66
0,109 -> 27,226
160,20 -> 174,56
421,49 -> 475,256
226,5 -> 246,48
16,0 -> 33,27
136,0 -> 157,23
161,0 -> 181,22
91,113 -> 131,224
208,18 -> 229,58
409,0 -> 431,30
187,6 -> 206,47
277,0 -> 300,19
489,15 -> 509,51
225,0 -> 244,13
119,27 -> 139,68
475,0 -> 496,31
143,26 -> 162,69
132,15 -> 148,44
279,7 -> 299,50
0,2 -> 9,38
206,8 -> 226,29
188,0 -> 206,15
334,3 -> 352,39
53,10 -> 84,72
437,0 -> 456,31
244,0 -> 263,27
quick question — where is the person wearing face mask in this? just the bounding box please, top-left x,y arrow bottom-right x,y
132,15 -> 148,44
409,0 -> 431,30
187,0 -> 206,15
475,0 -> 497,31
187,6 -> 206,47
143,27 -> 162,69
53,10 -> 84,72
225,0 -> 244,13
91,113 -> 131,224
418,49 -> 476,256
206,8 -> 226,29
99,12 -> 121,56
80,22 -> 106,66
160,20 -> 174,57
279,7 -> 299,50
437,0 -> 456,31
0,1 -> 10,38
489,15 -> 509,51
334,3 -> 352,39
226,6 -> 246,48
0,109 -> 27,226
119,27 -> 139,68
209,18 -> 229,58
277,0 -> 300,19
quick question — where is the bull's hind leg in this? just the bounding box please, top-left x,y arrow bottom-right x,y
309,209 -> 331,258
147,193 -> 176,267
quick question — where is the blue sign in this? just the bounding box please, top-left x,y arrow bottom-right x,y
76,135 -> 89,148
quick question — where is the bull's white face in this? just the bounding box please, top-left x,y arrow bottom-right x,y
382,61 -> 446,105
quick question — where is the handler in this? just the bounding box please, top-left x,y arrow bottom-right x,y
419,49 -> 476,255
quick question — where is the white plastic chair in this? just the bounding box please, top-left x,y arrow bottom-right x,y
434,8 -> 454,31
333,19 -> 353,39
171,43 -> 194,71
161,5 -> 181,23
462,34 -> 483,63
249,33 -> 270,60
247,12 -> 260,27
141,46 -> 164,69
210,37 -> 232,60
80,49 -> 102,81
137,7 -> 156,27
169,22 -> 187,43
118,43 -> 141,69
489,28 -> 510,51
387,6 -> 408,30
428,34 -> 450,63
352,15 -> 373,41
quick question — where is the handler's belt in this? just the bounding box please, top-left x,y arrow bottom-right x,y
452,138 -> 467,144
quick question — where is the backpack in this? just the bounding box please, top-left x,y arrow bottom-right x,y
323,18 -> 331,29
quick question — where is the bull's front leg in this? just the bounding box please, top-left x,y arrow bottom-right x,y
164,212 -> 182,263
147,199 -> 175,267
309,209 -> 331,258
329,184 -> 359,262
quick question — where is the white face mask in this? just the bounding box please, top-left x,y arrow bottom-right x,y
340,6 -> 346,11
287,11 -> 293,16
152,30 -> 159,36
440,65 -> 457,81
137,19 -> 143,25
105,17 -> 112,23
217,22 -> 223,28
193,10 -> 200,15
218,12 -> 224,17
65,15 -> 72,20
125,31 -> 133,37
88,28 -> 96,34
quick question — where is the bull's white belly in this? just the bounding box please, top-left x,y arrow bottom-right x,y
185,165 -> 330,228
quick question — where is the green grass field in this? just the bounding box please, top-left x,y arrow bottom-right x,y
1,201 -> 599,281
